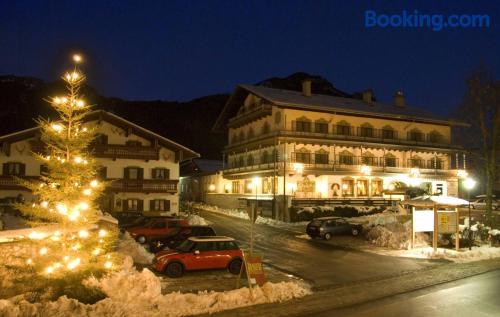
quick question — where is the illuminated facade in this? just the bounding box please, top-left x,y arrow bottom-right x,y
0,111 -> 198,216
208,80 -> 467,219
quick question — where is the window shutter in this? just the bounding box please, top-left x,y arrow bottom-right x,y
102,134 -> 108,144
165,200 -> 170,211
123,200 -> 128,212
138,200 -> 144,212
124,167 -> 130,179
100,167 -> 107,179
138,168 -> 144,180
19,163 -> 26,176
165,169 -> 170,179
2,163 -> 8,175
150,200 -> 155,211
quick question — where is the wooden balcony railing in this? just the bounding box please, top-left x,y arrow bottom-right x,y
0,175 -> 39,190
107,179 -> 178,193
30,142 -> 159,161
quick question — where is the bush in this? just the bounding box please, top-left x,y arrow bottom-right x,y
290,205 -> 385,222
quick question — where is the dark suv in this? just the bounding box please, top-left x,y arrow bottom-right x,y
306,217 -> 362,240
149,226 -> 217,253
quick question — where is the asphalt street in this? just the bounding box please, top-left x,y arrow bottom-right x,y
200,210 -> 441,289
310,269 -> 500,317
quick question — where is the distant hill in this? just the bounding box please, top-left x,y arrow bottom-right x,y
0,72 -> 351,159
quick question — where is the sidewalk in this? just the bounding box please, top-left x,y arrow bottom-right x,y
201,258 -> 500,317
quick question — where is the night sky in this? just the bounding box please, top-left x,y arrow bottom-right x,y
1,0 -> 499,115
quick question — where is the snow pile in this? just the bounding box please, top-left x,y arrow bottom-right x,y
407,246 -> 500,263
298,205 -> 384,215
186,214 -> 208,226
195,203 -> 249,220
365,221 -> 428,249
0,259 -> 311,317
349,212 -> 398,227
255,217 -> 308,229
116,233 -> 154,265
488,229 -> 500,236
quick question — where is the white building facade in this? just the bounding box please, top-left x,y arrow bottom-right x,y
0,111 -> 198,216
206,81 -> 468,220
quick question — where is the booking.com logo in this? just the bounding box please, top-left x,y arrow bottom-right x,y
365,10 -> 490,31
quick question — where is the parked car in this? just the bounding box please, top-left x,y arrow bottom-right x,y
470,198 -> 499,210
154,236 -> 243,277
110,211 -> 145,227
120,216 -> 166,231
128,217 -> 189,243
306,217 -> 362,240
149,226 -> 217,253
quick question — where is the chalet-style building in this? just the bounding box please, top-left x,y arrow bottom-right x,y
0,110 -> 198,216
179,159 -> 223,203
207,80 -> 468,220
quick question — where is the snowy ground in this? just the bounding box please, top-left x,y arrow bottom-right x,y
0,256 -> 311,317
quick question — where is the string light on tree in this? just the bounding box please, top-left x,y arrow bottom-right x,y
15,53 -> 117,276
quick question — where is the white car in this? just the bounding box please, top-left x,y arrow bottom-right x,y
470,198 -> 499,210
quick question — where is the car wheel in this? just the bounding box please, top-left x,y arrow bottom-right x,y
351,228 -> 360,236
323,233 -> 332,240
228,259 -> 243,275
166,262 -> 183,278
136,235 -> 147,244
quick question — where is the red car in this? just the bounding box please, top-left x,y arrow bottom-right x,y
154,236 -> 243,277
128,217 -> 188,244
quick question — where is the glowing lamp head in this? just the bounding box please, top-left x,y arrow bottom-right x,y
360,165 -> 372,175
73,54 -> 82,63
208,184 -> 216,191
388,183 -> 395,191
342,183 -> 349,190
252,177 -> 260,186
464,178 -> 476,190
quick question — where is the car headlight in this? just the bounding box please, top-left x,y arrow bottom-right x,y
319,227 -> 324,231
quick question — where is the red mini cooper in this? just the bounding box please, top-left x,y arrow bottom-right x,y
154,236 -> 243,277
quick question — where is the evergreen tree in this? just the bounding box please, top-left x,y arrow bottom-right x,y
16,55 -> 116,275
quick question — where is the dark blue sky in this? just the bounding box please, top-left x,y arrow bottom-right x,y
1,0 -> 499,115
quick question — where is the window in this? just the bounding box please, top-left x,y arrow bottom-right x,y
295,152 -> 311,164
152,168 -> 169,180
261,151 -> 269,164
40,164 -> 49,176
385,157 -> 397,167
315,153 -> 329,164
151,220 -> 166,229
357,179 -> 368,196
262,178 -> 273,194
150,199 -> 170,211
336,125 -> 351,136
371,180 -> 383,196
408,130 -> 424,142
125,140 -> 142,147
360,127 -> 373,137
247,155 -> 254,166
295,120 -> 312,132
97,166 -> 107,179
244,180 -> 254,194
342,179 -> 354,196
195,242 -> 216,252
238,156 -> 244,167
124,167 -> 143,180
93,134 -> 108,145
262,122 -> 270,135
339,155 -> 354,165
315,122 -> 328,134
428,132 -> 442,143
409,158 -> 424,168
124,199 -> 143,212
2,162 -> 25,176
217,241 -> 239,250
362,156 -> 377,166
382,129 -> 395,139
232,181 -> 240,194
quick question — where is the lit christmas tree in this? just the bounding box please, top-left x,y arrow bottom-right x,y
16,54 -> 116,276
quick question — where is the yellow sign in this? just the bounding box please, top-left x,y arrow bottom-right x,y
438,212 -> 457,233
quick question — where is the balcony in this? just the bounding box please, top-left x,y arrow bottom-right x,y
224,155 -> 454,177
107,179 -> 178,193
0,175 -> 39,191
30,142 -> 159,161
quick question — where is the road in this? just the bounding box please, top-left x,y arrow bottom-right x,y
310,269 -> 500,317
200,210 -> 441,289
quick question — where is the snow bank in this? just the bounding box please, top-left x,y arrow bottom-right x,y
401,246 -> 500,263
365,221 -> 428,250
186,214 -> 208,226
0,259 -> 311,317
116,233 -> 154,265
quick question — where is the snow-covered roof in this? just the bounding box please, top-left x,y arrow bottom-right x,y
189,236 -> 235,242
403,195 -> 469,207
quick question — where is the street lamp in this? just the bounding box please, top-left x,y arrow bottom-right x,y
250,177 -> 260,256
464,178 -> 476,250
341,183 -> 348,199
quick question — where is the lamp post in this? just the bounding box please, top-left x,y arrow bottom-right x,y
341,183 -> 348,200
249,177 -> 260,256
464,178 -> 476,250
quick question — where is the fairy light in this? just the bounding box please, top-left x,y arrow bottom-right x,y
56,203 -> 68,215
67,258 -> 80,270
90,180 -> 98,188
98,229 -> 107,237
63,256 -> 70,262
45,266 -> 54,274
79,202 -> 89,210
41,201 -> 49,208
29,231 -> 46,240
53,97 -> 62,104
74,156 -> 83,164
78,230 -> 89,238
51,124 -> 63,132
39,247 -> 48,255
68,211 -> 79,221
71,243 -> 81,251
83,189 -> 92,196
92,248 -> 101,256
26,258 -> 33,265
76,100 -> 85,108
104,261 -> 112,269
